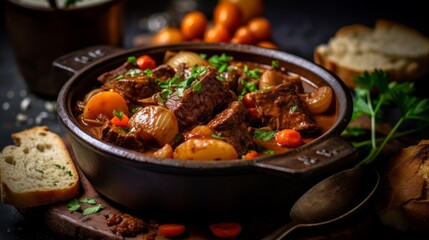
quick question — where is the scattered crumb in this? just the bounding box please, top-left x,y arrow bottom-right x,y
20,97 -> 31,111
2,102 -> 10,110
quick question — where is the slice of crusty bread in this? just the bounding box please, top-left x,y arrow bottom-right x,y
314,19 -> 429,88
0,126 -> 79,208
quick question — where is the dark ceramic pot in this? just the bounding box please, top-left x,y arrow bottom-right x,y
56,43 -> 356,217
5,0 -> 124,98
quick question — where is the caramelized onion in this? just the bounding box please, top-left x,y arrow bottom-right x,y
165,51 -> 209,71
173,139 -> 238,161
259,69 -> 283,90
304,86 -> 333,114
129,106 -> 179,146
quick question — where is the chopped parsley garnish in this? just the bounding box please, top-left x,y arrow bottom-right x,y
243,65 -> 262,80
193,81 -> 202,92
291,105 -> 297,112
238,78 -> 258,100
263,149 -> 276,155
216,75 -> 226,82
271,60 -> 279,70
253,129 -> 276,141
144,69 -> 153,76
209,53 -> 233,73
35,169 -> 44,174
158,65 -> 208,100
113,69 -> 143,80
211,134 -> 225,140
53,164 -> 65,170
113,109 -> 124,120
127,56 -> 137,66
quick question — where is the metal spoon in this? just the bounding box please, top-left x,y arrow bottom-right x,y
263,167 -> 380,240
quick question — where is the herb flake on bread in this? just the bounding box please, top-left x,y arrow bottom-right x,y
314,19 -> 429,88
0,126 -> 79,208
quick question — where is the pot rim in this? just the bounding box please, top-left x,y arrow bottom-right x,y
57,42 -> 353,170
6,0 -> 123,12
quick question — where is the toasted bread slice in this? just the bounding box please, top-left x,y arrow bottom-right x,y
314,19 -> 429,88
0,126 -> 79,208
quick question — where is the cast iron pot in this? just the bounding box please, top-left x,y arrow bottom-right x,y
56,43 -> 356,217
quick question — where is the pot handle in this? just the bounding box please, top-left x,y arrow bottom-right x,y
253,136 -> 357,176
53,45 -> 123,76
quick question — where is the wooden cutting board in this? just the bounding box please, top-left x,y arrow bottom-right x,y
21,136 -> 378,240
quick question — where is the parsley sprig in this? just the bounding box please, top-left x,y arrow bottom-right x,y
344,70 -> 429,166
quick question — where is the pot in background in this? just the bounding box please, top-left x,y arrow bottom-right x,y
56,43 -> 357,217
4,0 -> 124,98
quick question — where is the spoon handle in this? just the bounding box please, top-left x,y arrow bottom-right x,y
262,221 -> 300,240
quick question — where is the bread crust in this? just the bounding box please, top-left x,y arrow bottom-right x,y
378,140 -> 429,230
0,126 -> 79,208
314,19 -> 429,88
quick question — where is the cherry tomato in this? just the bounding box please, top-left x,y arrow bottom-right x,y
152,27 -> 184,45
247,17 -> 272,41
204,24 -> 231,43
214,2 -> 243,32
220,0 -> 264,23
181,11 -> 208,40
275,129 -> 303,147
159,223 -> 186,237
136,55 -> 156,70
231,26 -> 256,44
209,222 -> 242,239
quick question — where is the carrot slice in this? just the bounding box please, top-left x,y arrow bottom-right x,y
209,222 -> 242,239
275,129 -> 303,147
159,223 -> 186,237
83,91 -> 129,120
110,110 -> 129,127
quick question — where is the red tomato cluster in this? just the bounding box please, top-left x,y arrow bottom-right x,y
152,0 -> 278,49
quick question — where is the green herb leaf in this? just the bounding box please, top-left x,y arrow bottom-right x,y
113,109 -> 124,120
80,198 -> 97,205
127,56 -> 137,66
271,60 -> 279,70
82,204 -> 104,216
209,53 -> 233,73
253,129 -> 276,141
243,65 -> 262,80
211,134 -> 225,140
346,70 -> 429,167
68,199 -> 81,211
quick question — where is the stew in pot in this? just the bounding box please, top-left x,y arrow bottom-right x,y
75,51 -> 337,160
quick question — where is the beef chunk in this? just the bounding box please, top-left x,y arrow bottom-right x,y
101,123 -> 145,151
251,82 -> 318,132
219,69 -> 240,91
103,75 -> 161,102
208,101 -> 255,156
165,67 -> 233,131
98,61 -> 135,83
151,64 -> 176,81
